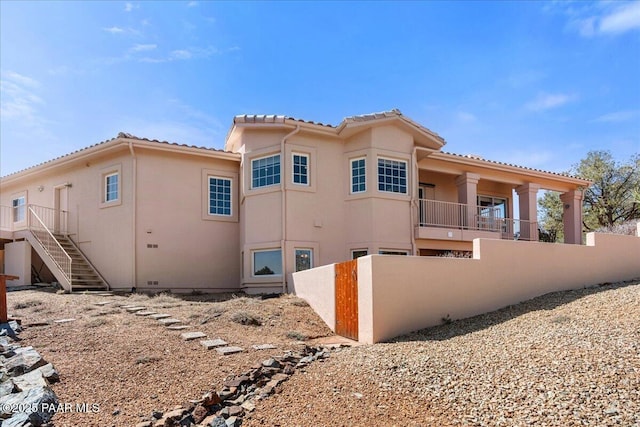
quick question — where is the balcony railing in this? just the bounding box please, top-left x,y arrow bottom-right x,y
27,206 -> 72,287
418,199 -> 538,241
1,204 -> 68,234
0,205 -> 13,232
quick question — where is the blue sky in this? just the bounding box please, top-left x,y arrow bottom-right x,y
1,0 -> 639,176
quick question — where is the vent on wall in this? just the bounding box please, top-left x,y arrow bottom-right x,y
146,244 -> 159,248
146,281 -> 159,285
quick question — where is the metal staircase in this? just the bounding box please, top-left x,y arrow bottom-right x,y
53,233 -> 109,291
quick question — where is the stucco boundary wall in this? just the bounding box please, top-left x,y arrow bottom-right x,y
292,225 -> 640,344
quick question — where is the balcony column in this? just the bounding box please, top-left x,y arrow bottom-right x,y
456,173 -> 480,228
559,190 -> 584,244
516,183 -> 540,241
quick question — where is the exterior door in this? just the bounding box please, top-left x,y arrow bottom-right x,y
335,259 -> 358,340
54,186 -> 68,234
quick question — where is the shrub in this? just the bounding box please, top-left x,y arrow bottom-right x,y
230,311 -> 262,326
286,330 -> 308,341
13,300 -> 43,310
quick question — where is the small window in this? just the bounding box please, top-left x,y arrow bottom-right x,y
352,249 -> 368,259
252,154 -> 281,189
295,248 -> 313,272
12,196 -> 25,222
208,177 -> 232,216
351,158 -> 366,193
379,250 -> 409,256
378,158 -> 407,194
292,153 -> 309,185
253,249 -> 282,276
105,173 -> 119,202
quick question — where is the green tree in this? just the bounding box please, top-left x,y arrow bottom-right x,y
538,151 -> 640,240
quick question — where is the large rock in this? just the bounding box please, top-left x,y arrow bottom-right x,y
4,349 -> 47,376
0,386 -> 58,424
12,370 -> 47,392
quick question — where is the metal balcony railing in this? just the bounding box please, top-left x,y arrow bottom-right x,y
27,205 -> 72,288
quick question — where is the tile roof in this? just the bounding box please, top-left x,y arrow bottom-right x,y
440,151 -> 587,181
1,133 -> 230,179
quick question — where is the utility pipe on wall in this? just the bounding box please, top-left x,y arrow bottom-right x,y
128,141 -> 137,290
280,125 -> 301,293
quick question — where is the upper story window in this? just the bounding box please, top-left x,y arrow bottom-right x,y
105,172 -> 119,202
12,196 -> 25,222
252,154 -> 281,188
292,153 -> 309,185
209,177 -> 232,216
351,158 -> 366,193
378,158 -> 407,194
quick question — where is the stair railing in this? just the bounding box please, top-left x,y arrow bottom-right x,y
27,205 -> 72,291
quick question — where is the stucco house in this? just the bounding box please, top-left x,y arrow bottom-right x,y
0,110 -> 589,293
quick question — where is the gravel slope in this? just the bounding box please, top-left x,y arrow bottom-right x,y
8,280 -> 639,426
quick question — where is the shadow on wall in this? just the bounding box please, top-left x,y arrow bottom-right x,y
392,279 -> 639,343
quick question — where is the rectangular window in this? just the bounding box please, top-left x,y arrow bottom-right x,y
105,173 -> 119,202
12,196 -> 25,222
352,249 -> 368,259
378,158 -> 407,194
379,250 -> 409,256
252,154 -> 281,189
351,158 -> 366,193
253,249 -> 282,276
292,153 -> 309,185
208,177 -> 232,216
295,248 -> 313,272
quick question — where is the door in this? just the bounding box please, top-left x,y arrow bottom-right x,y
418,183 -> 435,226
335,259 -> 358,340
54,186 -> 68,234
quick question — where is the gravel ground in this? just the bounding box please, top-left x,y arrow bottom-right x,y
246,280 -> 640,427
7,280 -> 640,427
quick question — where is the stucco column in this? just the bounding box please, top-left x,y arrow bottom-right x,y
516,183 -> 540,241
560,190 -> 584,245
456,173 -> 480,228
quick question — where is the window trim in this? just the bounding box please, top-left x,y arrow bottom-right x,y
291,153 -> 310,186
294,248 -> 314,272
104,172 -> 119,203
208,176 -> 233,217
12,196 -> 26,223
251,153 -> 281,189
350,157 -> 367,194
252,248 -> 283,277
378,249 -> 409,256
100,164 -> 122,208
377,157 -> 408,195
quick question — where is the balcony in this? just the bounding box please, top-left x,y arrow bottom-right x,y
417,199 -> 538,242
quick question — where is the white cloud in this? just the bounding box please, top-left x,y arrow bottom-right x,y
525,93 -> 576,112
130,43 -> 157,52
170,49 -> 192,60
456,111 -> 477,123
187,1 -> 198,7
595,110 -> 640,123
104,26 -> 125,34
0,70 -> 51,131
124,3 -> 134,12
600,1 -> 640,34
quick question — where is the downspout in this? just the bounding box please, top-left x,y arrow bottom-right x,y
128,142 -> 137,290
281,125 -> 301,293
410,146 -> 418,256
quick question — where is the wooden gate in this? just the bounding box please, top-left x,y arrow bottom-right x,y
335,259 -> 358,340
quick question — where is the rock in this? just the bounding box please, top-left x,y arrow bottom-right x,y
149,314 -> 172,319
191,404 -> 208,424
180,332 -> 207,341
53,318 -> 76,323
158,318 -> 182,326
240,401 -> 255,412
136,422 -> 153,427
152,410 -> 164,419
215,346 -> 243,356
126,307 -> 146,312
93,301 -> 111,306
353,392 -> 363,399
223,376 -> 248,388
252,344 -> 276,350
200,339 -> 228,349
12,369 -> 47,391
227,406 -> 243,417
178,414 -> 195,426
167,326 -> 190,330
37,364 -> 59,383
113,409 -> 121,415
261,358 -> 282,368
0,386 -> 58,424
202,391 -> 222,406
135,311 -> 157,316
0,379 -> 15,397
225,416 -> 241,427
2,412 -> 31,427
204,415 -> 226,427
4,348 -> 47,376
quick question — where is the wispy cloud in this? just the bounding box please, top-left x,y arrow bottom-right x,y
104,26 -> 125,34
130,43 -> 157,53
0,70 -> 52,129
525,92 -> 576,112
138,45 -> 236,63
124,2 -> 137,12
170,49 -> 192,60
556,1 -> 640,37
456,111 -> 477,123
595,110 -> 640,123
187,1 -> 198,7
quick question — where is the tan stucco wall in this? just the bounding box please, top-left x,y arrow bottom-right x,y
5,241 -> 31,287
290,263 -> 336,329
361,230 -> 640,343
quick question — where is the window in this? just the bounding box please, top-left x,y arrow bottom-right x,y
379,250 -> 409,256
208,177 -> 232,216
378,158 -> 407,194
477,195 -> 508,231
12,196 -> 25,222
295,248 -> 313,272
351,158 -> 366,193
253,249 -> 282,276
292,153 -> 309,185
252,154 -> 281,188
352,249 -> 368,259
105,173 -> 119,202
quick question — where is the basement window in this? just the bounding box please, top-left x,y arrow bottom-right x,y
253,249 -> 282,276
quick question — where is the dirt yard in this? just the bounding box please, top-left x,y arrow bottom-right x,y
7,280 -> 640,426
